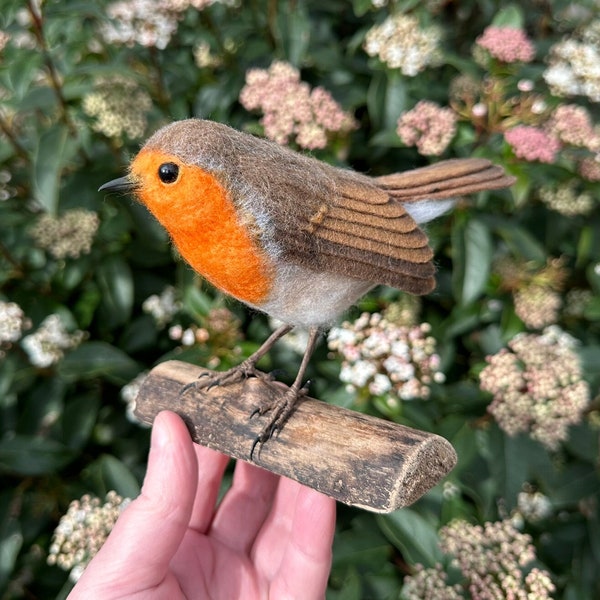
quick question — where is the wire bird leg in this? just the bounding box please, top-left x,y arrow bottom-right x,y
179,323 -> 321,460
179,323 -> 293,395
250,327 -> 321,460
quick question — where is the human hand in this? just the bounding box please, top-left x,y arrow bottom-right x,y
69,410 -> 336,599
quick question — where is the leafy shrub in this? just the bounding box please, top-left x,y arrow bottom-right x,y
0,0 -> 599,598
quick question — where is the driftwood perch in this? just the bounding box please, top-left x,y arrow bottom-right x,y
134,360 -> 457,512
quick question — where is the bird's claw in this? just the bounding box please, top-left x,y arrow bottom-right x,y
180,360 -> 263,397
249,383 -> 309,461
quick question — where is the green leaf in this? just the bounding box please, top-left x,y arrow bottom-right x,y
0,436 -> 75,476
32,125 -> 72,215
327,566 -> 362,600
96,255 -> 134,328
588,262 -> 600,294
366,72 -> 386,130
59,393 -> 100,450
86,455 -> 141,499
0,520 -> 22,590
352,0 -> 373,17
452,217 -> 493,305
332,515 -> 390,569
279,3 -> 311,66
183,285 -> 213,319
495,222 -> 546,262
18,86 -> 57,113
376,509 -> 443,567
481,427 -> 552,511
58,341 -> 139,385
584,298 -> 600,321
120,316 -> 158,354
369,129 -> 404,148
491,4 -> 525,28
443,303 -> 481,339
383,71 -> 407,131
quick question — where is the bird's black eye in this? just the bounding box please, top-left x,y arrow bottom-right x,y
158,162 -> 179,184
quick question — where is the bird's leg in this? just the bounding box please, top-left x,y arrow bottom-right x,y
180,323 -> 294,395
251,327 -> 321,459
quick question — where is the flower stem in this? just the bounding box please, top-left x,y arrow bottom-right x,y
0,115 -> 29,161
27,0 -> 76,136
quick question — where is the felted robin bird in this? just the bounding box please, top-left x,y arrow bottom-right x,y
100,119 -> 514,454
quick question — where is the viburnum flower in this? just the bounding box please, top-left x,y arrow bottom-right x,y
142,286 -> 181,328
579,156 -> 600,181
544,21 -> 600,102
327,311 -> 444,403
363,13 -> 442,76
402,518 -> 555,600
0,169 -> 15,201
29,209 -> 100,259
239,61 -> 356,150
100,0 -> 234,49
401,564 -> 463,600
514,284 -> 562,329
504,125 -> 560,163
546,104 -> 600,151
480,326 -> 590,450
397,101 -> 457,156
120,371 -> 149,423
168,307 -> 243,369
517,486 -> 553,522
0,301 -> 30,344
48,492 -> 130,582
476,26 -> 536,63
83,76 -> 152,141
21,314 -> 85,368
539,181 -> 594,216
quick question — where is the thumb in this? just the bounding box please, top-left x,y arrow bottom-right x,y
70,411 -> 198,597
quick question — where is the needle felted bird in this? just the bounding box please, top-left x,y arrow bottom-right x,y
100,118 -> 514,453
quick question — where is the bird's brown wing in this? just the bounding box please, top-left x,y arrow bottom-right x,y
279,169 -> 437,294
278,158 -> 514,295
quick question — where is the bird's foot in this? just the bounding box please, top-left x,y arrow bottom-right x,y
250,382 -> 309,460
180,359 -> 272,397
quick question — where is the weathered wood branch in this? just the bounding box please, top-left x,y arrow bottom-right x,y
134,360 -> 457,512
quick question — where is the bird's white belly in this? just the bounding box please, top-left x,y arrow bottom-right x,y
249,262 -> 374,328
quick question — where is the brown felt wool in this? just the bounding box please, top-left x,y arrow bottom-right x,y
137,119 -> 514,301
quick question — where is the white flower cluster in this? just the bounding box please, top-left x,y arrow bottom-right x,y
82,77 -> 152,141
539,181 -> 594,216
363,14 -> 442,76
517,487 -> 553,522
48,492 -> 130,583
21,314 -> 85,368
327,312 -> 444,402
0,169 -> 15,201
0,301 -> 30,344
120,371 -> 149,424
101,0 -> 235,49
29,209 -> 100,260
543,21 -> 600,102
101,0 -> 179,49
142,286 -> 181,327
480,326 -> 589,450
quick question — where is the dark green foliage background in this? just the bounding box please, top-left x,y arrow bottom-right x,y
0,0 -> 599,598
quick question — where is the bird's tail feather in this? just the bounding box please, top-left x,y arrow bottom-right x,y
375,158 -> 515,223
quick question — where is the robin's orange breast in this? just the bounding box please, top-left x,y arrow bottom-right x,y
130,149 -> 274,305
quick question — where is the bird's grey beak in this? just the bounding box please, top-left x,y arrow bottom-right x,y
98,175 -> 137,194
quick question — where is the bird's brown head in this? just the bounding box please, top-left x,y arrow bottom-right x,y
98,119 -> 274,304
101,120 -> 228,231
